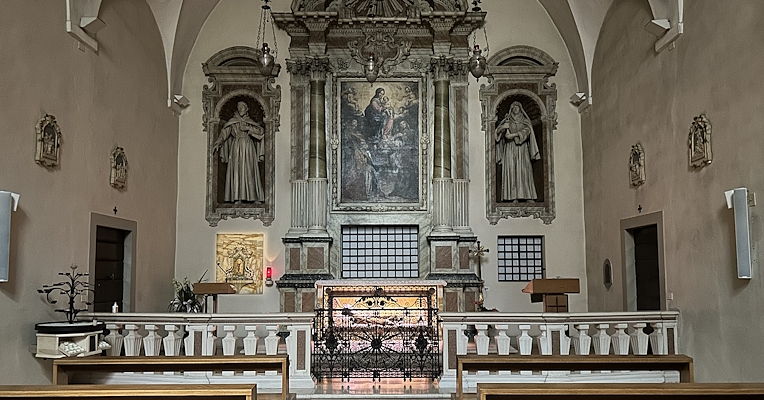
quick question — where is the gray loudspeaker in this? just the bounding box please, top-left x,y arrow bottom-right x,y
0,191 -> 19,283
726,188 -> 752,279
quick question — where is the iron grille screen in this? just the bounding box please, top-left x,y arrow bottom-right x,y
497,236 -> 544,281
312,285 -> 441,381
341,226 -> 419,278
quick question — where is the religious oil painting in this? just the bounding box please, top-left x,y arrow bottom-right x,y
338,79 -> 421,207
215,233 -> 264,294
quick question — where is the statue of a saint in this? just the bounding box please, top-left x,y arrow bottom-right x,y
213,101 -> 265,203
496,101 -> 540,202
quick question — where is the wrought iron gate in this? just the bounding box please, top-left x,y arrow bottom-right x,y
312,285 -> 441,381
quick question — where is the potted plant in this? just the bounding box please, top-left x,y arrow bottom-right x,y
168,277 -> 203,313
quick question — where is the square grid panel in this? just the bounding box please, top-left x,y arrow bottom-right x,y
341,226 -> 419,278
497,236 -> 544,282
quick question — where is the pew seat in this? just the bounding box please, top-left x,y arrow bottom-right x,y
475,383 -> 764,399
0,384 -> 256,400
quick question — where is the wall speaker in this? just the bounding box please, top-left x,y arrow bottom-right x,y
725,187 -> 752,279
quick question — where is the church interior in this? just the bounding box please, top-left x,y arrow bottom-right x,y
1,0 -> 763,397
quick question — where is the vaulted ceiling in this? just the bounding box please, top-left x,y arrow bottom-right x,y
65,0 -> 683,115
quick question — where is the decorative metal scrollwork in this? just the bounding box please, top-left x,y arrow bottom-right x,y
312,286 -> 441,381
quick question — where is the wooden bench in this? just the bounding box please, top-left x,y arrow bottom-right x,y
0,384 -> 256,399
53,356 -> 288,400
456,355 -> 694,400
476,383 -> 764,399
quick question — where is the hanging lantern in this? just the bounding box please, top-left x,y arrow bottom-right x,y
259,43 -> 275,75
468,44 -> 487,79
364,53 -> 379,83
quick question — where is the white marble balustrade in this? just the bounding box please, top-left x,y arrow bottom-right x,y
80,312 -> 314,388
440,311 -> 680,387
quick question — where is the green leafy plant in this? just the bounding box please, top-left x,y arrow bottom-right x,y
168,277 -> 203,313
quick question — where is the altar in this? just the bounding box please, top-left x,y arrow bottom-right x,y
311,280 -> 446,382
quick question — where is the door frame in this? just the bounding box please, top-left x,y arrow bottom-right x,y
620,210 -> 666,311
88,213 -> 137,312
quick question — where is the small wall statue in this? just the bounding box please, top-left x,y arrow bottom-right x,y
689,114 -> 712,168
110,147 -> 128,189
35,114 -> 62,167
630,143 -> 645,186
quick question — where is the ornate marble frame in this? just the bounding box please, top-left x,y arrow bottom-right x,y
330,73 -> 429,213
688,114 -> 712,168
35,114 -> 62,168
480,46 -> 558,225
202,46 -> 281,227
110,146 -> 128,189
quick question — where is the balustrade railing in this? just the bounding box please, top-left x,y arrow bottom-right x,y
440,311 -> 680,386
79,312 -> 314,388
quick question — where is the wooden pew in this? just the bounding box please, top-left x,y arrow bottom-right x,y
0,384 -> 256,399
53,356 -> 288,400
456,355 -> 694,400
476,383 -> 764,399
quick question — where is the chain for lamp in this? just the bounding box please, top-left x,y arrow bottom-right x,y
256,0 -> 278,59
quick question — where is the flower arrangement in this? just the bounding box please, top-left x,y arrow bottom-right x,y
168,277 -> 203,313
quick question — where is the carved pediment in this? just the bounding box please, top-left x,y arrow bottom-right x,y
292,0 -> 466,16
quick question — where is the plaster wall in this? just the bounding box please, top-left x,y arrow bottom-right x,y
583,0 -> 764,382
175,0 -> 586,313
0,0 -> 178,384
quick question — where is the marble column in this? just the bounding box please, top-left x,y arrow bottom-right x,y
431,59 -> 454,234
307,76 -> 328,236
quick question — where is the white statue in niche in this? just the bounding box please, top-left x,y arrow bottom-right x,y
495,101 -> 540,202
213,101 -> 265,203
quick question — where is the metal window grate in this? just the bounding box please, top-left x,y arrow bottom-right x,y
341,226 -> 419,278
497,236 -> 544,282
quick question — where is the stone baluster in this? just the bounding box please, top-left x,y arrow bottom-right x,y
611,323 -> 630,355
475,324 -> 490,355
123,324 -> 143,356
163,325 -> 183,356
572,324 -> 591,355
265,325 -> 280,355
222,325 -> 238,356
649,322 -> 666,355
537,324 -> 551,355
592,323 -> 611,355
243,325 -> 259,355
456,324 -> 469,357
630,323 -> 649,355
495,324 -> 512,355
184,324 -> 206,356
518,324 -> 533,355
204,325 -> 217,356
142,324 -> 162,357
104,324 -> 123,356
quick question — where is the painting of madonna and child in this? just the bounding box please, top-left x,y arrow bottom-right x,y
339,80 -> 421,205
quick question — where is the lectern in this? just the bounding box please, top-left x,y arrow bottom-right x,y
522,278 -> 579,312
193,283 -> 235,313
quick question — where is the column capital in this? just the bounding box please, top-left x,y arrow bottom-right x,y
287,56 -> 332,81
429,55 -> 468,81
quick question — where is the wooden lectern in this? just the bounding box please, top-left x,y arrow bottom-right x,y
193,283 -> 234,313
522,278 -> 580,312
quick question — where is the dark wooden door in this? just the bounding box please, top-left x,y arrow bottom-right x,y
633,225 -> 661,311
93,226 -> 127,312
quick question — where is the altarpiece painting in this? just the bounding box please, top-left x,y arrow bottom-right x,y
481,46 -> 558,225
216,233 -> 264,294
332,77 -> 427,212
202,46 -> 281,226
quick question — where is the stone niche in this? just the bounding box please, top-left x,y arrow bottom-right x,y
274,0 -> 486,312
202,46 -> 281,227
481,45 -> 559,225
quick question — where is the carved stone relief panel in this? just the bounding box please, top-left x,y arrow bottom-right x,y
689,114 -> 712,168
480,46 -> 558,225
35,114 -> 61,168
110,146 -> 128,189
202,46 -> 281,227
630,143 -> 645,186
